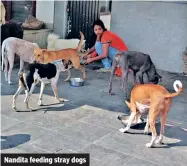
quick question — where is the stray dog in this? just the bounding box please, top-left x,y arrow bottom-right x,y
109,51 -> 162,95
47,33 -> 86,52
0,2 -> 6,25
34,32 -> 86,80
12,60 -> 70,111
119,80 -> 183,148
1,37 -> 39,85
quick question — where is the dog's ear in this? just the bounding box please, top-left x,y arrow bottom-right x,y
156,73 -> 162,82
67,60 -> 72,65
125,100 -> 130,108
157,74 -> 162,79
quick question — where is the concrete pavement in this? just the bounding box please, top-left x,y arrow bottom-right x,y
1,66 -> 187,166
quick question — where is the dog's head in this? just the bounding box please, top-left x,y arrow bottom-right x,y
60,59 -> 73,72
149,72 -> 162,84
34,47 -> 46,63
147,65 -> 162,84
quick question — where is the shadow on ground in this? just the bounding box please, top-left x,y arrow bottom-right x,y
1,134 -> 31,150
118,116 -> 187,148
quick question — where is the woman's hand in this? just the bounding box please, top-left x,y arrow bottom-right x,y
86,58 -> 94,64
82,52 -> 89,60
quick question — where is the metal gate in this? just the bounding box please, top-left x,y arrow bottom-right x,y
66,1 -> 100,49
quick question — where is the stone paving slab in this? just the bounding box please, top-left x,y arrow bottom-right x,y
93,131 -> 187,166
31,132 -> 91,153
59,121 -> 113,142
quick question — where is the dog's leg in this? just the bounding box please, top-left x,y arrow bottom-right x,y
119,111 -> 136,133
64,70 -> 71,82
51,81 -> 63,103
146,108 -> 159,148
4,56 -> 8,82
50,76 -> 61,102
155,104 -> 170,145
109,58 -> 117,95
121,70 -> 129,96
132,71 -> 137,85
51,83 -> 59,102
119,112 -> 136,133
51,78 -> 68,103
80,66 -> 86,80
75,65 -> 86,80
137,61 -> 151,84
137,71 -> 144,84
155,113 -> 167,145
24,90 -> 30,109
18,59 -> 24,76
24,83 -> 36,110
12,86 -> 24,111
144,115 -> 149,134
72,57 -> 86,80
7,53 -> 15,85
38,82 -> 45,106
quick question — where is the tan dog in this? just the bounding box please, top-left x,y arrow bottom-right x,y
1,2 -> 6,25
34,32 -> 86,81
119,80 -> 183,148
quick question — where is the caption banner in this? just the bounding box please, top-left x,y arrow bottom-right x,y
1,153 -> 89,166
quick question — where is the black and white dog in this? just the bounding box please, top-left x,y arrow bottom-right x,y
12,59 -> 72,111
109,51 -> 162,95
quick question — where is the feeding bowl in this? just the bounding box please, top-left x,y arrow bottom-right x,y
70,78 -> 84,87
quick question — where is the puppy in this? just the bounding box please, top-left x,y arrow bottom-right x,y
1,37 -> 39,85
12,60 -> 69,111
47,33 -> 86,52
119,80 -> 183,148
34,32 -> 86,81
109,51 -> 162,95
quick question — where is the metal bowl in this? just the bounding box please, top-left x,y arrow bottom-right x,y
70,78 -> 84,87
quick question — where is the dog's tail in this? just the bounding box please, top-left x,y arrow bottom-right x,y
76,31 -> 84,52
1,40 -> 6,71
47,33 -> 60,49
164,80 -> 183,98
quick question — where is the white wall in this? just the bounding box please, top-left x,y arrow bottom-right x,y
111,1 -> 187,73
36,0 -> 54,29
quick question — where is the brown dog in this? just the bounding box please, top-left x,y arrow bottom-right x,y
119,80 -> 183,148
34,32 -> 86,81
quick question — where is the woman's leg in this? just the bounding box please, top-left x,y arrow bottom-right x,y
95,42 -> 118,69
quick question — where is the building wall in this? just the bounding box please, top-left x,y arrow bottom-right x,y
111,1 -> 187,73
53,1 -> 67,38
36,0 -> 54,29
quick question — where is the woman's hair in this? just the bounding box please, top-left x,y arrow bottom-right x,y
88,19 -> 107,48
92,19 -> 107,31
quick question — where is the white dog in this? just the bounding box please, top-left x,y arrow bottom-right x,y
47,33 -> 86,52
1,37 -> 39,85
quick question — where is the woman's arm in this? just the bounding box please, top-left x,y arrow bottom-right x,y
87,45 -> 95,55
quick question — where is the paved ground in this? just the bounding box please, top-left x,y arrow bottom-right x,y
1,65 -> 187,166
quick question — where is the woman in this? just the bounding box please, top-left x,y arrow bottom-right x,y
83,19 -> 128,74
